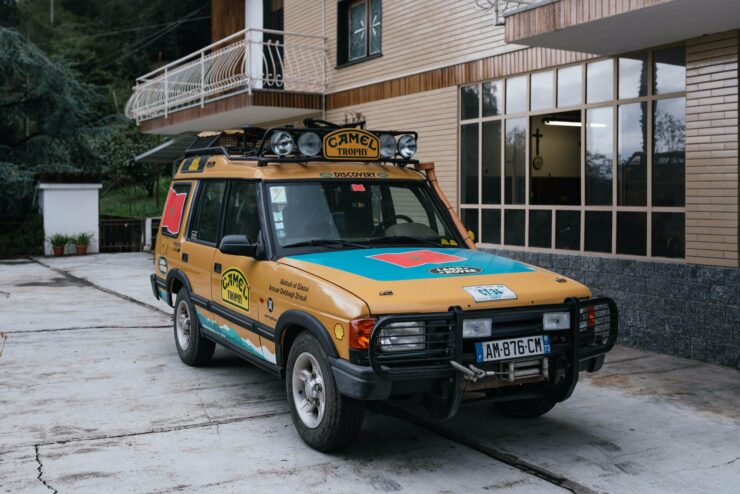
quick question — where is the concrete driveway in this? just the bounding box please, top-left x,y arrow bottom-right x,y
1,253 -> 738,494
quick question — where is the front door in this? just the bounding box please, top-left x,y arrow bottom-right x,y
210,181 -> 276,364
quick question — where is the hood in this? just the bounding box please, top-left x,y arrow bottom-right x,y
279,248 -> 590,314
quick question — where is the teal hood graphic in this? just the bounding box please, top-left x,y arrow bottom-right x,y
286,248 -> 533,282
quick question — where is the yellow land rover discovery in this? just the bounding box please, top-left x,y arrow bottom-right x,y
151,120 -> 617,452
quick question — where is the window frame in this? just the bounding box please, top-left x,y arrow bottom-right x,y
458,43 -> 687,262
186,179 -> 228,247
336,0 -> 382,68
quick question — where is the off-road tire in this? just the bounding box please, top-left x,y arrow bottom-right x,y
174,288 -> 215,366
495,397 -> 557,418
286,332 -> 364,452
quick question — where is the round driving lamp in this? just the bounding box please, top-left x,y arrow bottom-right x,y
297,132 -> 321,156
379,134 -> 397,159
270,131 -> 295,156
397,134 -> 417,159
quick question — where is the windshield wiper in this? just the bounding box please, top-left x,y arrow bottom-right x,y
282,239 -> 369,249
367,235 -> 445,247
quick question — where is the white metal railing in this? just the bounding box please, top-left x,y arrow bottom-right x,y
474,0 -> 553,25
124,28 -> 328,123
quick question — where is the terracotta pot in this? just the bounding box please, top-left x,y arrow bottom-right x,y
75,245 -> 88,255
53,246 -> 64,257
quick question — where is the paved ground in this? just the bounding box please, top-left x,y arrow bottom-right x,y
1,253 -> 738,494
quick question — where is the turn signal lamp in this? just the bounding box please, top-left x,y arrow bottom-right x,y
350,318 -> 376,350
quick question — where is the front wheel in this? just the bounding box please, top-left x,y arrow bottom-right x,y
495,397 -> 557,418
173,288 -> 215,366
286,332 -> 364,452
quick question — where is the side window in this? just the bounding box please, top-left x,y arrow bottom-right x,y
188,181 -> 226,244
337,0 -> 381,66
223,182 -> 261,243
161,182 -> 192,237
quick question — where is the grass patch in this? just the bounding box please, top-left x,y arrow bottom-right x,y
100,180 -> 170,218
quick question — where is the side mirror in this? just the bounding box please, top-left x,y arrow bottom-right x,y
219,234 -> 258,257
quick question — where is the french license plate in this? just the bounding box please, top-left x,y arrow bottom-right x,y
475,335 -> 550,363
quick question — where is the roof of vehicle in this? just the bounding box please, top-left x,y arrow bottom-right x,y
173,155 -> 426,181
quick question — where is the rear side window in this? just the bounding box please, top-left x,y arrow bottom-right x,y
188,181 -> 226,244
161,182 -> 192,237
223,182 -> 261,243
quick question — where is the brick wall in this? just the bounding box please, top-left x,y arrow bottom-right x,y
685,31 -> 739,267
488,248 -> 740,369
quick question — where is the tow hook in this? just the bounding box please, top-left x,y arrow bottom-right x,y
450,361 -> 496,382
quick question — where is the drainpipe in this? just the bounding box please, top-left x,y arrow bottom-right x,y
414,162 -> 476,250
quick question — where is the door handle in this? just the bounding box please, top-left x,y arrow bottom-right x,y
182,253 -> 189,262
214,263 -> 222,274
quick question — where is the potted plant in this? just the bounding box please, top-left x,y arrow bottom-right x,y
49,234 -> 70,257
74,232 -> 93,255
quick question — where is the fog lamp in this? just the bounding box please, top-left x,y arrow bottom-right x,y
543,312 -> 570,330
379,321 -> 424,352
270,131 -> 294,156
397,134 -> 417,159
379,134 -> 396,158
297,132 -> 321,156
462,318 -> 492,338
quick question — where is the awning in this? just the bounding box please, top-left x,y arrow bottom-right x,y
134,134 -> 199,163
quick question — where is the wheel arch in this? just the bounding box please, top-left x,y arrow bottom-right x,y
165,269 -> 193,306
275,310 -> 339,367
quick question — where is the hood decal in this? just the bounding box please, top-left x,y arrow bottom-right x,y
286,248 -> 533,281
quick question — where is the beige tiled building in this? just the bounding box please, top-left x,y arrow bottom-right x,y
126,0 -> 740,365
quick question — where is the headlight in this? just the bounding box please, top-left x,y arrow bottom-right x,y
297,132 -> 321,156
397,134 -> 417,159
379,134 -> 396,158
379,321 -> 424,352
543,312 -> 570,330
462,318 -> 492,338
270,131 -> 294,156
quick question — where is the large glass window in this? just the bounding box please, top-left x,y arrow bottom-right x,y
505,118 -> 526,204
618,102 -> 647,205
506,76 -> 527,114
654,46 -> 686,95
619,52 -> 648,99
531,71 -> 554,111
482,121 -> 501,204
461,123 -> 479,204
460,46 -> 685,259
587,59 -> 614,103
483,80 -> 503,117
586,107 -> 613,205
653,97 -> 686,206
557,65 -> 582,107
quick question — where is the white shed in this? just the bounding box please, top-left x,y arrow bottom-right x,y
37,183 -> 103,255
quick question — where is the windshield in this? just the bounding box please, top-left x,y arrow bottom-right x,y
267,181 -> 461,249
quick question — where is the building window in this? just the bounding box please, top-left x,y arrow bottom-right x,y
337,0 -> 381,66
460,46 -> 686,260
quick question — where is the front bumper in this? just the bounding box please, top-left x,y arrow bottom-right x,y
331,297 -> 617,404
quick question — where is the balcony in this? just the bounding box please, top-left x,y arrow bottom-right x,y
503,0 -> 740,55
124,28 -> 327,134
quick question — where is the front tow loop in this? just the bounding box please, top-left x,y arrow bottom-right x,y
450,361 -> 496,382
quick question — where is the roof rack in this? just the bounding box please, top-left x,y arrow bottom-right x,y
182,119 -> 419,166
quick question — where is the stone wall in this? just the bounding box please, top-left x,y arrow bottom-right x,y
487,248 -> 740,369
